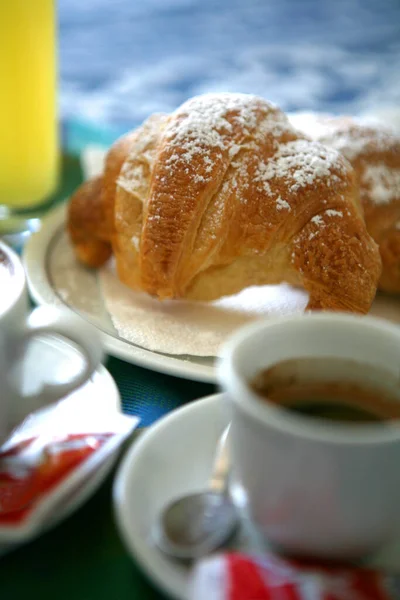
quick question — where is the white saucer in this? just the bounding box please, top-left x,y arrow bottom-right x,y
0,363 -> 123,553
113,393 -> 400,600
23,203 -> 215,383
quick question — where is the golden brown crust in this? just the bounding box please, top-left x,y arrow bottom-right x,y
113,113 -> 169,291
67,131 -> 137,268
67,176 -> 112,268
102,130 -> 139,239
290,113 -> 400,293
291,205 -> 381,313
68,94 -> 382,313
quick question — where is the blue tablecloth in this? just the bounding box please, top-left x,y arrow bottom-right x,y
59,0 -> 400,154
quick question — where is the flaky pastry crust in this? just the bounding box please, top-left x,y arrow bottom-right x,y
290,112 -> 400,293
68,93 -> 381,312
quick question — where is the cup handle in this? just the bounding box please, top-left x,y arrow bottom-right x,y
17,306 -> 104,402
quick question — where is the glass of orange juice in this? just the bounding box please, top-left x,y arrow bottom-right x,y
0,0 -> 59,233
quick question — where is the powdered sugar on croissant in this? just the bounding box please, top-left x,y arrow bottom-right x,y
68,93 -> 381,313
290,112 -> 400,293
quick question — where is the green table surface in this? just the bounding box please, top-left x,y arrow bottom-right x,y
1,155 -> 216,599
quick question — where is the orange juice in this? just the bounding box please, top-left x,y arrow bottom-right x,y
0,0 -> 58,210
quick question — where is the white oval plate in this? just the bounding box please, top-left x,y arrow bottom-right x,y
113,392 -> 400,600
23,203 -> 216,383
24,203 -> 400,383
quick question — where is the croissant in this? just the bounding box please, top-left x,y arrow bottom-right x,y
68,131 -> 137,267
289,112 -> 400,293
68,93 -> 381,313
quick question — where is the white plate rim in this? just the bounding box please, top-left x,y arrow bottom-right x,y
113,393 -> 225,600
23,203 -> 216,383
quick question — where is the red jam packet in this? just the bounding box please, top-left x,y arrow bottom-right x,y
0,379 -> 139,543
0,432 -> 113,525
190,553 -> 400,600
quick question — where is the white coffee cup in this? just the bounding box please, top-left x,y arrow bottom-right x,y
0,241 -> 104,444
218,313 -> 400,560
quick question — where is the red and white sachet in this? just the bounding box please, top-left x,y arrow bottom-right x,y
190,552 -> 399,600
0,375 -> 139,543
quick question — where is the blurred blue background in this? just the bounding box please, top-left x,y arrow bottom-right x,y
58,0 -> 400,151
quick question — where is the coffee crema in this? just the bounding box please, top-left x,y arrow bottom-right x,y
251,358 -> 400,423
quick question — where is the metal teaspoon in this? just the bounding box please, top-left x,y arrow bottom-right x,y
153,425 -> 238,560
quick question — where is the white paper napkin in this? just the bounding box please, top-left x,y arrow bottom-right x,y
99,262 -> 309,357
81,144 -> 107,178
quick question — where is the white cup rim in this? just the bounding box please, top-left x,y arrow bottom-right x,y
218,313 -> 400,445
0,241 -> 26,320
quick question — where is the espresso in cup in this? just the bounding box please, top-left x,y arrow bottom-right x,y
251,357 -> 400,424
218,314 -> 400,560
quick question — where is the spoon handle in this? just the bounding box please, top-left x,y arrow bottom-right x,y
209,424 -> 230,494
